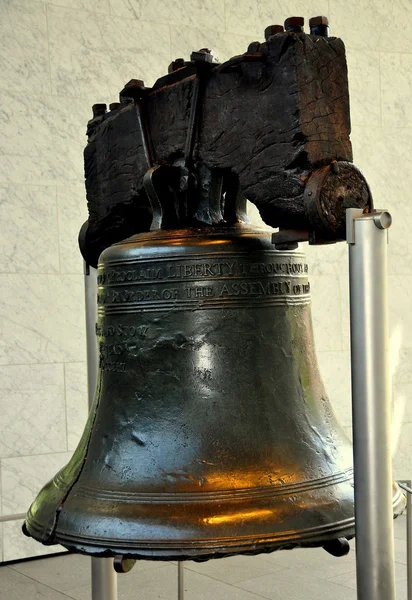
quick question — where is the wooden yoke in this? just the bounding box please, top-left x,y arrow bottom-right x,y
81,18 -> 372,267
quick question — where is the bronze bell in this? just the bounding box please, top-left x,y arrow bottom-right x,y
24,223 -> 405,559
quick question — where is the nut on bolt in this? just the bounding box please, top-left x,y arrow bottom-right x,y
119,79 -> 145,102
168,57 -> 185,73
92,103 -> 106,118
284,16 -> 304,32
309,15 -> 329,36
123,78 -> 145,90
309,15 -> 329,27
247,41 -> 261,53
190,48 -> 215,64
88,104 -> 106,137
264,25 -> 284,40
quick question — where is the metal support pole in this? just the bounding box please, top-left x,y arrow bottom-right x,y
84,263 -> 99,402
346,209 -> 395,600
91,558 -> 118,600
178,561 -> 184,600
84,262 -> 118,600
0,513 -> 26,523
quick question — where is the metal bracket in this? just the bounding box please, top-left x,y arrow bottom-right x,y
271,228 -> 309,250
346,208 -> 392,245
345,208 -> 364,244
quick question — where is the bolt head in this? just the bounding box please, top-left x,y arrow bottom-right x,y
92,103 -> 106,117
309,15 -> 329,27
264,24 -> 284,40
247,41 -> 261,53
284,16 -> 304,30
123,78 -> 144,89
374,211 -> 392,230
119,79 -> 146,101
109,102 -> 121,111
168,58 -> 185,73
196,48 -> 220,63
190,48 -> 213,63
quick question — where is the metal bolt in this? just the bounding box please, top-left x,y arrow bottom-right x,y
190,48 -> 214,63
168,58 -> 185,73
247,41 -> 261,54
92,103 -> 106,118
119,79 -> 145,102
284,16 -> 304,33
109,102 -> 121,111
123,79 -> 145,90
264,25 -> 284,40
332,160 -> 340,175
190,48 -> 220,64
373,211 -> 392,230
309,15 -> 329,27
309,15 -> 329,37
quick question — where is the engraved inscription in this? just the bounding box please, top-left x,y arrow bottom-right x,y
96,324 -> 148,338
217,281 -> 298,297
98,267 -> 164,284
98,280 -> 310,305
184,286 -> 214,299
100,342 -> 125,356
99,338 -> 128,373
98,288 -> 180,304
98,260 -> 308,285
97,256 -> 311,309
99,358 -> 126,373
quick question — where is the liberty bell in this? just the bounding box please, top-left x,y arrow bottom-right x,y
25,20 -> 405,561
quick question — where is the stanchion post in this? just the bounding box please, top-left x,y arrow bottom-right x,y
346,208 -> 395,600
178,561 -> 184,600
84,262 -> 118,600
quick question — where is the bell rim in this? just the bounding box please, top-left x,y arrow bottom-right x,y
25,483 -> 405,560
27,514 -> 356,559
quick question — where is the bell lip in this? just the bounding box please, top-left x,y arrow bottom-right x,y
24,486 -> 405,561
28,515 -> 356,561
56,533 -> 358,561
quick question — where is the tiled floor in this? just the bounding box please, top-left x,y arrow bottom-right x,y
0,515 -> 409,600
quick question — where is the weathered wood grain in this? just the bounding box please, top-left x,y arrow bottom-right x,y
83,31 -> 356,265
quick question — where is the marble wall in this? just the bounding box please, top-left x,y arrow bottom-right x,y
0,0 -> 411,561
